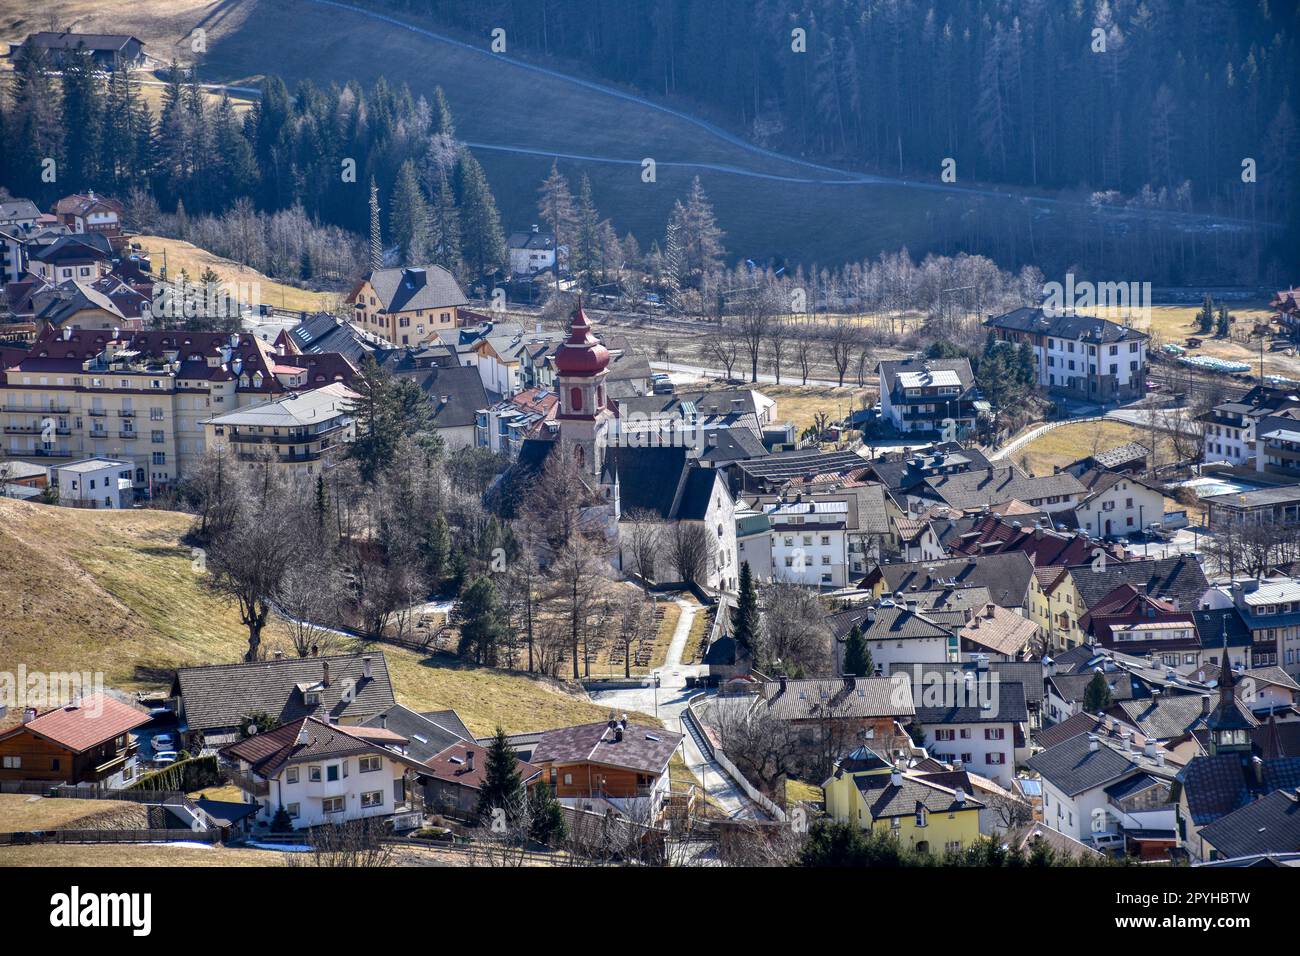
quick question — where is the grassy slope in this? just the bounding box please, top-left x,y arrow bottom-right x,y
0,0 -> 1176,270
0,498 -> 626,736
0,794 -> 147,831
133,235 -> 339,314
1014,420 -> 1176,478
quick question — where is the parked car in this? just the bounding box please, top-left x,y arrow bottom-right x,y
151,733 -> 174,751
152,751 -> 178,766
1088,832 -> 1125,853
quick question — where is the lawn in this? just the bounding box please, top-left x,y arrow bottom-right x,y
1014,420 -> 1178,477
0,794 -> 148,831
680,598 -> 712,665
1136,304 -> 1299,379
0,497 -> 632,738
761,383 -> 874,436
133,235 -> 339,314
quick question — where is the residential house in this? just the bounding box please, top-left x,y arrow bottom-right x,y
476,386 -> 559,458
1173,662 -> 1300,861
349,265 -> 468,347
507,225 -> 562,276
529,717 -> 683,822
1197,788 -> 1300,861
376,347 -> 486,451
171,652 -> 397,748
906,464 -> 1086,516
822,746 -> 984,855
1080,584 -> 1200,667
888,661 -> 1029,786
54,192 -> 126,237
1070,469 -> 1167,539
876,357 -> 980,436
1204,483 -> 1300,527
26,234 -> 112,285
985,307 -> 1149,402
753,675 -> 916,758
422,742 -> 542,819
1026,729 -> 1178,856
1225,577 -> 1300,672
15,33 -> 145,69
863,552 -> 1036,615
54,456 -> 134,508
1064,441 -> 1149,477
1058,554 -> 1211,650
222,717 -> 429,830
202,382 -> 359,480
0,694 -> 150,789
1198,385 -> 1300,467
735,447 -> 869,495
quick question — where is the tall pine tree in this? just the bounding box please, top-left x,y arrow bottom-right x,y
477,726 -> 525,824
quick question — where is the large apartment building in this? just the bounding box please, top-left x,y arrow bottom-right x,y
0,326 -> 355,493
202,382 -> 359,480
985,307 -> 1149,403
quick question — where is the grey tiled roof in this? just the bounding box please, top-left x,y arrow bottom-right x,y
1199,789 -> 1300,859
360,704 -> 470,763
1178,753 -> 1300,825
1025,734 -> 1147,796
757,676 -> 914,721
363,265 -> 467,313
1115,695 -> 1221,741
531,721 -> 682,775
173,653 -> 396,733
874,552 -> 1035,610
1069,554 -> 1210,613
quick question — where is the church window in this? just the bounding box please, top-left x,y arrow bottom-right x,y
570,386 -> 583,412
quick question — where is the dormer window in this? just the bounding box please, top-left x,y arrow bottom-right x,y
304,691 -> 321,706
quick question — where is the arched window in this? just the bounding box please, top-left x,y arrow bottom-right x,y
570,386 -> 583,412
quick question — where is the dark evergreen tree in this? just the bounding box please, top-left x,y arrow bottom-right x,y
476,726 -> 525,824
843,623 -> 872,677
733,561 -> 760,656
1083,671 -> 1114,712
453,575 -> 505,665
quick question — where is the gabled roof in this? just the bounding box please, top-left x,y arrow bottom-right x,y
888,667 -> 1028,724
919,466 -> 1085,512
849,768 -> 985,818
0,694 -> 149,753
1199,789 -> 1300,859
221,716 -> 423,780
1026,733 -> 1152,796
173,653 -> 395,733
358,265 -> 467,314
985,307 -> 1149,344
359,704 -> 469,763
869,552 -> 1035,610
1068,554 -> 1210,613
530,721 -> 682,775
1177,753 -> 1300,825
757,676 -> 914,721
423,741 -> 541,789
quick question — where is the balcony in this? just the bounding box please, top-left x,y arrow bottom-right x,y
225,767 -> 270,798
4,424 -> 70,435
4,404 -> 69,414
87,408 -> 108,417
117,431 -> 138,440
117,409 -> 136,418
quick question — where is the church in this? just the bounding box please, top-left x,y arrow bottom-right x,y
514,301 -> 738,593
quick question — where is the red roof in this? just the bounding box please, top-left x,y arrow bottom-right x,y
8,694 -> 150,753
423,742 -> 541,789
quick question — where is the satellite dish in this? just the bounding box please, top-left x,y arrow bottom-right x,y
247,724 -> 258,735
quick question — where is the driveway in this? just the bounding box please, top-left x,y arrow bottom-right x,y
587,598 -> 764,820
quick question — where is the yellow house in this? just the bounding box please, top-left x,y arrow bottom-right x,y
821,747 -> 983,856
349,265 -> 468,347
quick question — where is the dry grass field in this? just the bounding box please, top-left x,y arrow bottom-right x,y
0,497 -> 637,737
1014,420 -> 1178,477
0,794 -> 148,831
133,235 -> 339,314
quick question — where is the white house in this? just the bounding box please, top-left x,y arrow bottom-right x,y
221,717 -> 428,831
55,457 -> 134,509
1072,470 -> 1166,539
1025,729 -> 1177,847
507,225 -> 562,277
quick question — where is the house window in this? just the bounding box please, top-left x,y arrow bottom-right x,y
2,756 -> 20,769
361,790 -> 384,808
326,764 -> 340,782
985,728 -> 1005,740
287,767 -> 299,784
286,803 -> 300,818
916,807 -> 928,827
309,766 -> 322,782
563,773 -> 573,786
322,797 -> 345,814
359,755 -> 381,773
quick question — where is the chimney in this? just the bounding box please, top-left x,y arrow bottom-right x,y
1201,694 -> 1212,717
1088,735 -> 1100,753
844,674 -> 857,691
1144,739 -> 1156,758
985,604 -> 995,619
21,707 -> 37,724
778,675 -> 788,693
379,713 -> 387,730
1251,755 -> 1264,787
273,649 -> 284,659
953,757 -> 963,770
890,770 -> 903,787
465,749 -> 475,772
295,721 -> 312,747
620,714 -> 629,730
311,643 -> 319,657
362,656 -> 373,680
614,725 -> 624,742
954,787 -> 966,805
322,661 -> 331,687
1156,752 -> 1165,767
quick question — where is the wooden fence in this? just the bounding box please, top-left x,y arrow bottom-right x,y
0,828 -> 218,846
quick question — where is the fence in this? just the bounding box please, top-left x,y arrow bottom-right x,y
684,694 -> 786,822
0,828 -> 219,846
0,780 -> 215,830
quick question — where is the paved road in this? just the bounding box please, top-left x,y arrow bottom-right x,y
587,598 -> 763,820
